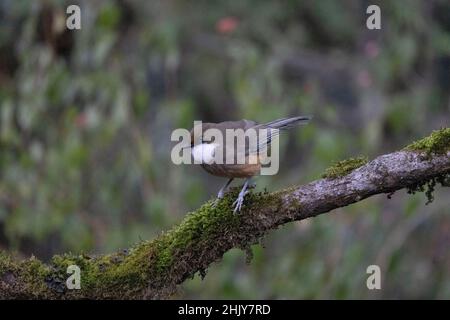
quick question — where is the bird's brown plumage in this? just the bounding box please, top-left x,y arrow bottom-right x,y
189,116 -> 310,178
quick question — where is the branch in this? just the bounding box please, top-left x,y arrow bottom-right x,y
1,129 -> 449,299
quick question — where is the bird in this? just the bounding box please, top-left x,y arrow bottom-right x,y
187,116 -> 312,213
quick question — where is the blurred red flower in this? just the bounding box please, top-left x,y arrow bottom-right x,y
75,112 -> 87,128
364,40 -> 380,59
357,70 -> 372,88
216,17 -> 238,34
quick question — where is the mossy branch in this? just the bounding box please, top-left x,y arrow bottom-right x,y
1,128 -> 449,299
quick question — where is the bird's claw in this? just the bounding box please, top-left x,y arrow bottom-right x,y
212,178 -> 234,209
212,191 -> 226,208
233,190 -> 249,213
212,197 -> 221,208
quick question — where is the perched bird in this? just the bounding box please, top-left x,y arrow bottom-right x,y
188,116 -> 311,212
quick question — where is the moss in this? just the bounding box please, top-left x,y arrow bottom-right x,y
404,128 -> 450,155
1,244 -> 154,298
250,188 -> 283,210
150,194 -> 241,271
0,183 -> 298,298
40,243 -> 156,298
2,190 -> 257,298
0,251 -> 11,274
0,251 -> 54,298
322,156 -> 369,179
3,124 -> 447,298
94,243 -> 154,294
36,187 -> 270,297
21,257 -> 50,293
401,128 -> 450,204
149,186 -> 284,274
87,191 -> 245,288
406,172 -> 450,205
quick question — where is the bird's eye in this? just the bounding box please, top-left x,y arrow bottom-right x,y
191,134 -> 204,146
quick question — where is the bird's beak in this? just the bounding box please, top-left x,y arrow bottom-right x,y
182,145 -> 191,151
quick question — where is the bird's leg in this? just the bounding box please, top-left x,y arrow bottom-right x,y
233,178 -> 251,213
218,178 -> 234,199
213,178 -> 234,207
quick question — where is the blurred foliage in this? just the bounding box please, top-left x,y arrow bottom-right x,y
0,0 -> 449,298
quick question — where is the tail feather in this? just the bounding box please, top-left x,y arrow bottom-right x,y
259,116 -> 312,130
249,116 -> 312,154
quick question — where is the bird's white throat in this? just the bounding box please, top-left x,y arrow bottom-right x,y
192,143 -> 218,164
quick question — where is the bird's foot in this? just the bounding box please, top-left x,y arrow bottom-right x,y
212,178 -> 234,208
233,189 -> 249,213
212,196 -> 222,208
212,190 -> 227,208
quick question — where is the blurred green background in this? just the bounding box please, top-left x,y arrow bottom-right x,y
0,0 -> 449,299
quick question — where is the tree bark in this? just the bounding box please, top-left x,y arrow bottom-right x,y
0,130 -> 449,299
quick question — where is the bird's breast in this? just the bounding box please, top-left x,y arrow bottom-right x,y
192,142 -> 264,178
201,162 -> 261,178
191,143 -> 218,164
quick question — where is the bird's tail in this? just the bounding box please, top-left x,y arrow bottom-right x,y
259,116 -> 312,130
249,116 -> 312,154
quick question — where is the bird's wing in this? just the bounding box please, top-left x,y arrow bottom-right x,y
201,120 -> 258,162
202,117 -> 311,158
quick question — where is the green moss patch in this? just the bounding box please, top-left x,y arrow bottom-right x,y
322,156 -> 369,179
401,128 -> 450,204
406,173 -> 450,205
0,188 -> 275,298
150,194 -> 241,271
0,251 -> 53,298
404,128 -> 450,155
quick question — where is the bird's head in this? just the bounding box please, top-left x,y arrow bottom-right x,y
186,123 -> 216,148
